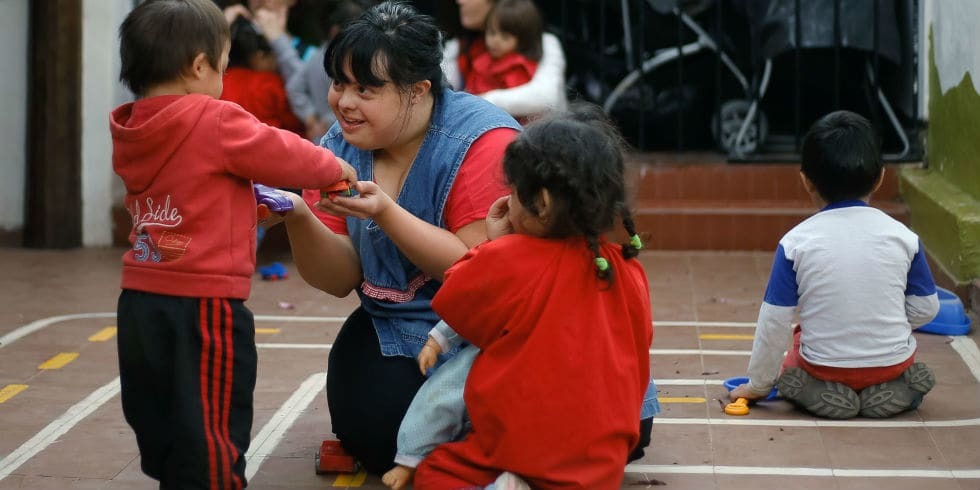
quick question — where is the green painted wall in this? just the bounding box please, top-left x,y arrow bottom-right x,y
899,28 -> 980,283
926,31 -> 980,201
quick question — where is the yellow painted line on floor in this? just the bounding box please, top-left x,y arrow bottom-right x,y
38,353 -> 79,370
699,334 -> 755,340
88,327 -> 117,342
0,384 -> 28,403
332,470 -> 367,487
659,397 -> 707,404
255,328 -> 281,335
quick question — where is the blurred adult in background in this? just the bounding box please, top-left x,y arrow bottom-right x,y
442,0 -> 567,119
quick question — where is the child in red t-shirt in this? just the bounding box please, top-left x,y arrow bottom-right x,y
221,16 -> 304,134
110,1 -> 354,488
402,104 -> 653,489
464,0 -> 543,123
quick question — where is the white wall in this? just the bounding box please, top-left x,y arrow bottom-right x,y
0,1 -> 28,232
83,0 -> 133,246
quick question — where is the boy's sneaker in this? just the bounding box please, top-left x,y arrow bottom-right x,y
859,362 -> 935,418
777,367 -> 860,419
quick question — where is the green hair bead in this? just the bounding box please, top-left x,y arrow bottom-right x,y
594,257 -> 609,271
629,234 -> 643,250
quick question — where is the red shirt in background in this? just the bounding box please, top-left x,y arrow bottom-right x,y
221,67 -> 304,135
464,52 -> 538,96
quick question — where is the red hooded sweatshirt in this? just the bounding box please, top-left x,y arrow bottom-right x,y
110,93 -> 343,299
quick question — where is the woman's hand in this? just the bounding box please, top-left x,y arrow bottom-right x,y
417,337 -> 443,375
485,195 -> 513,240
259,190 -> 309,228
316,180 -> 394,220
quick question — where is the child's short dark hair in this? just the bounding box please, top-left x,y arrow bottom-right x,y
504,102 -> 641,282
228,17 -> 271,68
119,0 -> 229,97
800,110 -> 882,203
324,1 -> 444,94
487,0 -> 543,62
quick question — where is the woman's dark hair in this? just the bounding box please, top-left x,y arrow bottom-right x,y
228,17 -> 271,68
486,0 -> 542,61
800,110 -> 882,203
503,102 -> 641,283
119,0 -> 229,97
324,1 -> 444,94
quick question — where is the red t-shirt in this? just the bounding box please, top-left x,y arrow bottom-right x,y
221,67 -> 304,135
303,127 -> 517,234
417,235 -> 653,489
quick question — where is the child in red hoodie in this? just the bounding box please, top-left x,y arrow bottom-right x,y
110,1 -> 354,488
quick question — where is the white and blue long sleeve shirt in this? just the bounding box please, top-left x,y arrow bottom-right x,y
745,200 -> 940,396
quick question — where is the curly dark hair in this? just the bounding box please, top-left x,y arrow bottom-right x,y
503,102 -> 642,283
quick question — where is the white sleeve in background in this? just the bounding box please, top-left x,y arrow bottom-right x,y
441,38 -> 463,90
745,302 -> 796,396
285,56 -> 316,122
428,320 -> 464,353
269,35 -> 303,82
479,32 -> 568,117
907,293 -> 940,328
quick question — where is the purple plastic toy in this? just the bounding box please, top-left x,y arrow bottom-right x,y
254,183 -> 294,218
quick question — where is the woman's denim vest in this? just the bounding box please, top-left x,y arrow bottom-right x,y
322,89 -> 521,358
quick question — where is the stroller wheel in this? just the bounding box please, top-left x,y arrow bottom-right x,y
712,100 -> 769,156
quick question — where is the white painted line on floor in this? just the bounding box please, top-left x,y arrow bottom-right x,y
2,314 -> 759,351
657,321 -> 757,328
246,372 -> 326,480
0,313 -> 116,349
625,464 -> 980,479
252,315 -> 347,323
949,337 -> 980,383
0,313 -> 343,350
0,377 -> 120,481
255,343 -> 753,357
257,343 -> 334,349
654,416 -> 980,428
656,379 -> 724,386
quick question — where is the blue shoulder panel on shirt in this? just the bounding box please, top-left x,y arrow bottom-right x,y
763,244 -> 799,307
906,240 -> 937,296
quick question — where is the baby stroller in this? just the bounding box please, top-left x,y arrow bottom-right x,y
600,0 -> 765,154
728,0 -> 915,159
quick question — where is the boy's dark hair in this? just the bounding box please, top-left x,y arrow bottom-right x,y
228,17 -> 271,68
503,102 -> 641,283
800,110 -> 882,203
324,1 -> 444,95
119,0 -> 229,97
487,0 -> 543,62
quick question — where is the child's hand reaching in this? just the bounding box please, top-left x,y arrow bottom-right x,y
417,336 -> 443,375
730,383 -> 767,402
486,195 -> 513,240
336,156 -> 357,186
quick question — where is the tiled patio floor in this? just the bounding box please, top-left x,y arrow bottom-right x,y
1,246 -> 978,489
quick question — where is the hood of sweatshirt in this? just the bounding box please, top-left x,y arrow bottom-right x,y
110,94 -> 211,194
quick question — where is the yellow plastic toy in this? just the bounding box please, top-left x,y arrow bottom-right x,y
724,397 -> 750,416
